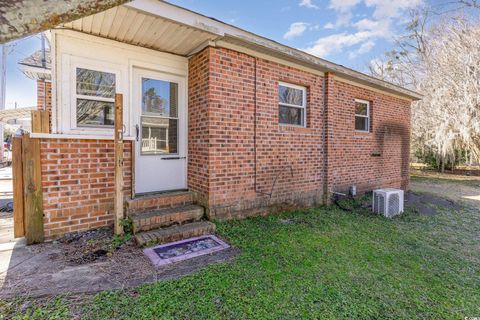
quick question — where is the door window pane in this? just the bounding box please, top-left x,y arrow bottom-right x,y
77,99 -> 114,126
141,116 -> 178,155
142,78 -> 178,117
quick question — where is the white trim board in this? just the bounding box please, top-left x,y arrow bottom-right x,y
30,133 -> 135,140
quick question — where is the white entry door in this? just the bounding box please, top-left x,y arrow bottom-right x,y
133,68 -> 187,194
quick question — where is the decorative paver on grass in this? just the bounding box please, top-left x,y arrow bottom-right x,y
144,235 -> 230,266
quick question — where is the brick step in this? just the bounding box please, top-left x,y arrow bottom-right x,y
126,191 -> 195,215
131,204 -> 204,233
135,221 -> 216,247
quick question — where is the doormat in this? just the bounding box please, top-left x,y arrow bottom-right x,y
143,235 -> 230,267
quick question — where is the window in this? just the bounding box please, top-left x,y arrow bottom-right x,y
75,67 -> 116,127
141,78 -> 179,155
278,82 -> 306,126
355,99 -> 370,132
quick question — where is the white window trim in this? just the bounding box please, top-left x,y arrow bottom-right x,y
72,63 -> 120,130
278,81 -> 307,128
64,55 -> 124,136
354,99 -> 370,132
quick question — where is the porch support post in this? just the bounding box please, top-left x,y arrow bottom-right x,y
114,93 -> 124,235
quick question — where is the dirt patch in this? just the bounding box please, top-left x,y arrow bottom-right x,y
54,228 -> 126,265
0,228 -> 238,299
405,192 -> 462,215
411,170 -> 480,208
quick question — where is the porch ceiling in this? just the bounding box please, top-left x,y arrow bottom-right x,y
60,5 -> 218,56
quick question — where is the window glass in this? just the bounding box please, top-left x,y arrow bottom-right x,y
141,117 -> 178,155
279,85 -> 303,106
141,78 -> 179,155
76,68 -> 115,98
77,99 -> 114,126
355,116 -> 368,131
142,78 -> 178,118
279,105 -> 303,126
354,100 -> 370,132
75,67 -> 116,127
355,101 -> 368,116
278,83 -> 306,126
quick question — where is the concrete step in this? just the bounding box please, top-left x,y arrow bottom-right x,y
134,221 -> 216,247
131,204 -> 204,233
126,191 -> 195,215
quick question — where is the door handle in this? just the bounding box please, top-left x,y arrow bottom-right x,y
161,157 -> 186,160
135,124 -> 139,142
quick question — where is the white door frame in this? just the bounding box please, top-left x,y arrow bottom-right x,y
132,67 -> 188,195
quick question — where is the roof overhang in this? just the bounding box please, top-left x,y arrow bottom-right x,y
56,0 -> 422,101
60,2 -> 218,57
18,64 -> 51,81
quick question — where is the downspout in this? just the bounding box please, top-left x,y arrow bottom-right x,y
323,74 -> 330,204
253,57 -> 258,193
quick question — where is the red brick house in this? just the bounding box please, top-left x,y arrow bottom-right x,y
19,0 -> 421,243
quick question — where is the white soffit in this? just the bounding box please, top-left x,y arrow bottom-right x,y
61,5 -> 218,56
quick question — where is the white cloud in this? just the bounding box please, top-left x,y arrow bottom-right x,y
303,31 -> 375,57
327,0 -> 423,29
364,0 -> 423,19
283,22 -> 309,39
304,0 -> 423,58
299,0 -> 319,9
323,12 -> 353,30
323,22 -> 335,29
336,12 -> 354,27
353,18 -> 379,31
329,0 -> 361,12
353,18 -> 391,37
348,40 -> 376,59
328,0 -> 423,17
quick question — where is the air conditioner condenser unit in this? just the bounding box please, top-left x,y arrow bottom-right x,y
372,188 -> 404,218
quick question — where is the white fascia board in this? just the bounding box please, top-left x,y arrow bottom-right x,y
125,0 -> 229,36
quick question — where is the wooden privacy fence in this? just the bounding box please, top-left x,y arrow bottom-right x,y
12,134 -> 44,244
31,110 -> 50,133
11,110 -> 48,244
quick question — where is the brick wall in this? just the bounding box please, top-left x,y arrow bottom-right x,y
40,139 -> 132,239
37,80 -> 52,131
188,48 -> 211,206
326,77 -> 411,193
188,47 -> 411,219
188,47 -> 326,219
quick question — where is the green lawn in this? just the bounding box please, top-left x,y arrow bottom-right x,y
4,196 -> 480,319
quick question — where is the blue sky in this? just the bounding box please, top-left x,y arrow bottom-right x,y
4,35 -> 40,109
4,0 -> 426,109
